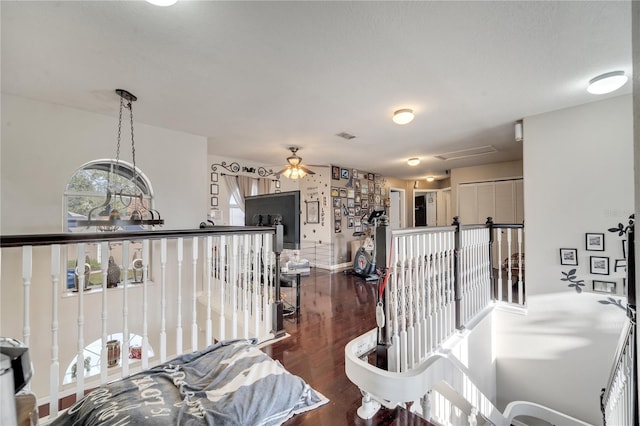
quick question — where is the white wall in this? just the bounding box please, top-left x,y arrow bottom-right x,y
496,95 -> 633,424
1,94 -> 208,234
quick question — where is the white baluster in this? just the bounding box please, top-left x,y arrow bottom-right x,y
191,237 -> 199,351
22,246 -> 32,348
242,234 -> 250,339
231,235 -> 239,339
49,245 -> 60,418
75,244 -> 85,399
517,227 -> 524,305
142,239 -> 149,369
121,241 -> 130,377
160,238 -> 167,362
219,236 -> 227,341
99,242 -> 108,385
252,235 -> 261,338
176,238 -> 183,355
206,236 -> 213,346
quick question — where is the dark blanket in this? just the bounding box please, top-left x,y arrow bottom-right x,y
52,339 -> 327,425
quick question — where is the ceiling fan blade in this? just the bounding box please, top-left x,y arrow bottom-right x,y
275,166 -> 290,175
299,165 -> 316,175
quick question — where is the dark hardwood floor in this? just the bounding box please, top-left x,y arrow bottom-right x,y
264,268 -> 436,426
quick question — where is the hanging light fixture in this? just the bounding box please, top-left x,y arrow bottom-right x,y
276,147 -> 315,179
77,89 -> 164,231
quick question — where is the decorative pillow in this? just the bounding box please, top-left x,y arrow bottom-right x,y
51,339 -> 328,425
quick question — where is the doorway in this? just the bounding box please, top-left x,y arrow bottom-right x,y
388,189 -> 405,229
414,191 -> 438,226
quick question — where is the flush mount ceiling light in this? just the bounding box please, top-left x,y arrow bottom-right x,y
146,0 -> 178,6
426,176 -> 435,182
393,109 -> 415,125
407,157 -> 420,166
587,71 -> 628,95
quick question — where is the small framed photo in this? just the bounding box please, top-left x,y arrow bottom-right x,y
210,197 -> 218,207
210,184 -> 219,195
352,169 -> 359,179
210,172 -> 218,182
341,168 -> 350,179
559,248 -> 578,266
586,233 -> 605,251
332,166 -> 340,181
368,173 -> 374,181
275,180 -> 281,189
593,280 -> 616,294
334,219 -> 342,233
347,218 -> 354,229
330,187 -> 340,197
590,256 -> 609,275
306,200 -> 319,224
333,197 -> 341,207
339,188 -> 347,198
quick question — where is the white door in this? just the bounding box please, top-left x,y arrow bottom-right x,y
389,190 -> 403,229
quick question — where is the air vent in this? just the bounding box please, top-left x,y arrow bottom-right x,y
336,132 -> 356,140
434,145 -> 497,161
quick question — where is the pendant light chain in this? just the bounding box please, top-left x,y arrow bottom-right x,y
129,99 -> 137,184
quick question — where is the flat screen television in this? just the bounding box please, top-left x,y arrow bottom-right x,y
244,190 -> 301,250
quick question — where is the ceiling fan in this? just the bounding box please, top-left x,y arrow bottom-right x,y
277,147 -> 316,179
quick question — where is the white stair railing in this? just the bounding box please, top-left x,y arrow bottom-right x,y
0,227 -> 277,420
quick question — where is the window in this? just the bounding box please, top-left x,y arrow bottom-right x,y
64,160 -> 154,290
65,160 -> 154,232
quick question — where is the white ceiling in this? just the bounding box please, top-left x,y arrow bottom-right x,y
1,1 -> 632,180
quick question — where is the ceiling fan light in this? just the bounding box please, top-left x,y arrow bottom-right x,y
393,109 -> 415,125
587,71 -> 628,95
282,168 -> 292,178
407,157 -> 420,166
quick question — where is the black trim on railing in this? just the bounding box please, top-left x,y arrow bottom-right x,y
489,223 -> 525,229
486,217 -> 496,301
452,216 -> 463,330
601,219 -> 636,425
0,226 -> 275,248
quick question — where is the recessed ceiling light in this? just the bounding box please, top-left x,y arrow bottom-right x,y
587,71 -> 628,95
407,157 -> 420,166
393,109 -> 415,125
146,0 -> 178,6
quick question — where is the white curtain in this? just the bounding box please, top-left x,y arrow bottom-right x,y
257,178 -> 271,195
224,174 -> 244,211
224,175 -> 271,212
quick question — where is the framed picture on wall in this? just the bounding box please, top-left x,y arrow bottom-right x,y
211,197 -> 218,207
590,256 -> 609,275
332,166 -> 340,181
210,184 -> 219,195
306,200 -> 319,224
210,172 -> 218,182
559,248 -> 578,266
341,168 -> 350,179
593,280 -> 616,294
330,187 -> 339,197
585,233 -> 605,251
333,197 -> 341,207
